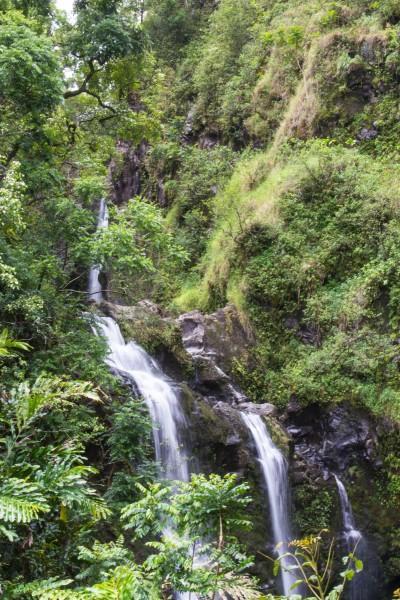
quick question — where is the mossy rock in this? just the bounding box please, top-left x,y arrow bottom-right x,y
104,302 -> 194,378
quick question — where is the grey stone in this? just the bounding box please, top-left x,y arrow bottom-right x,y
239,402 -> 277,417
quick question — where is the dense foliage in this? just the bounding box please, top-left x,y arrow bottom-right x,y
0,0 -> 399,597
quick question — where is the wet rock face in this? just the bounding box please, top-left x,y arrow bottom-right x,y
177,306 -> 254,405
239,402 -> 277,417
284,403 -> 380,478
109,140 -> 149,205
178,306 -> 253,365
104,300 -> 382,483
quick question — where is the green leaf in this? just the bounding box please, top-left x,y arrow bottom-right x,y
273,559 -> 280,576
355,558 -> 363,572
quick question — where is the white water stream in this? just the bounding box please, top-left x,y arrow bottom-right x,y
335,476 -> 363,552
88,198 -> 109,303
335,475 -> 368,600
241,412 -> 298,597
89,200 -> 196,599
94,316 -> 190,483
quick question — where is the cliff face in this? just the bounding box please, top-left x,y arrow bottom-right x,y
103,299 -> 395,596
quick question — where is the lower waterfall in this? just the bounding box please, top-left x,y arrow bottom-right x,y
241,412 -> 298,597
334,475 -> 377,600
93,316 -> 190,482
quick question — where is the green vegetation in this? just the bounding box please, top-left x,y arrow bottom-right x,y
0,0 -> 399,596
188,142 -> 400,420
268,531 -> 364,600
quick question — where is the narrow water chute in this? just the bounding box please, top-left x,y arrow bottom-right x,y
334,475 -> 376,600
88,198 -> 109,303
241,412 -> 298,597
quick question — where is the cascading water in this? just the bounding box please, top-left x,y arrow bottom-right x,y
334,475 -> 374,600
334,476 -> 363,554
89,199 -> 196,599
88,198 -> 109,303
93,317 -> 197,600
241,412 -> 298,597
93,316 -> 190,483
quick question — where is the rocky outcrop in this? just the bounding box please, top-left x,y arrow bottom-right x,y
101,299 -> 398,595
284,403 -> 381,478
109,140 -> 149,205
178,305 -> 253,363
177,305 -> 255,406
103,300 -> 384,482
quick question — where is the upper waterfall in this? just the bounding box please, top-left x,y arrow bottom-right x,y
88,198 -> 109,304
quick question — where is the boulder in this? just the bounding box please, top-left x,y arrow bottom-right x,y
177,304 -> 254,370
238,402 -> 277,417
102,300 -> 162,322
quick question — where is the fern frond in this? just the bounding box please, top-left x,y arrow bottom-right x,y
0,478 -> 49,523
217,573 -> 264,600
0,523 -> 18,541
35,593 -> 86,600
0,329 -> 31,358
81,497 -> 111,520
86,565 -> 160,600
11,375 -> 101,433
9,577 -> 74,599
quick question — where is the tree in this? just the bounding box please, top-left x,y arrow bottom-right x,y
10,0 -> 52,17
62,0 -> 143,114
121,474 -> 259,598
0,14 -> 63,115
89,197 -> 188,301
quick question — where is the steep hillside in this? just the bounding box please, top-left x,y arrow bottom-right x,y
0,0 -> 399,598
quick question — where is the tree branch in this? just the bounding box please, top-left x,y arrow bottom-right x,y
64,60 -> 116,117
63,60 -> 99,99
84,90 -> 117,114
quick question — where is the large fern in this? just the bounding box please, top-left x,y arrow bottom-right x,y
218,573 -> 266,599
84,565 -> 161,600
7,577 -> 75,599
22,566 -> 160,600
36,446 -> 110,520
10,375 -> 101,434
76,537 -> 131,583
0,329 -> 31,358
0,478 -> 49,523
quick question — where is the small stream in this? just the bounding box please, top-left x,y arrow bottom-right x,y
335,475 -> 377,600
88,198 -> 108,303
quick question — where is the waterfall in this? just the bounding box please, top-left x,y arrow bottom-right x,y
334,475 -> 374,600
334,476 -> 363,552
88,198 -> 109,303
87,199 -> 190,481
88,200 -> 197,598
93,317 -> 197,600
93,316 -> 190,483
241,412 -> 298,597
